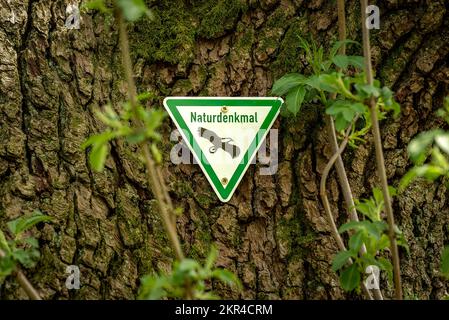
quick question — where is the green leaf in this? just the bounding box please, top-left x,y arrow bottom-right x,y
407,130 -> 440,163
7,211 -> 53,236
339,264 -> 361,292
23,237 -> 39,249
303,88 -> 319,104
137,91 -> 156,102
297,35 -> 312,57
205,246 -> 218,271
82,0 -> 112,14
435,133 -> 449,155
285,86 -> 306,116
304,75 -> 322,91
350,102 -> 368,114
339,221 -> 367,234
150,143 -> 163,164
81,131 -> 116,150
316,74 -> 340,93
380,87 -> 401,118
355,84 -> 381,99
271,73 -> 306,96
330,40 -> 360,58
126,131 -> 146,144
441,246 -> 449,279
332,250 -> 354,272
342,108 -> 355,122
377,257 -> 393,283
367,221 -> 386,240
355,202 -> 373,220
372,187 -> 383,205
388,186 -> 398,197
305,74 -> 341,93
0,256 -> 16,278
377,234 -> 390,251
12,248 -> 39,269
334,115 -> 349,131
399,168 -> 418,192
116,0 -> 153,22
396,230 -> 410,255
145,109 -> 166,139
138,275 -> 168,300
376,257 -> 393,272
326,100 -> 365,120
178,259 -> 200,273
0,230 -> 10,253
431,148 -> 449,170
349,231 -> 364,252
326,99 -> 366,132
416,164 -> 445,181
89,143 -> 109,172
380,87 -> 393,100
331,54 -> 347,68
332,55 -> 365,70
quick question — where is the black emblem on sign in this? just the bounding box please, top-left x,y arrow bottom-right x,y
198,127 -> 241,159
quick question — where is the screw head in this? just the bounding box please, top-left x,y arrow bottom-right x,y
221,178 -> 228,185
221,106 -> 228,113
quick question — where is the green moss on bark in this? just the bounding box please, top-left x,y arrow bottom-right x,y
197,0 -> 248,38
131,0 -> 247,67
131,1 -> 197,67
270,16 -> 309,77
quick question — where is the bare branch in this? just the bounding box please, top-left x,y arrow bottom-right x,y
116,10 -> 184,262
360,0 -> 403,300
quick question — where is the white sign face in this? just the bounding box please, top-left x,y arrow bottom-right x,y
164,97 -> 283,202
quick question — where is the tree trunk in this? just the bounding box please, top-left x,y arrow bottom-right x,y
0,0 -> 448,299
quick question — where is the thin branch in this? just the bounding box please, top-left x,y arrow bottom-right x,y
329,0 -> 361,238
360,0 -> 402,300
115,10 -> 196,300
0,249 -> 41,300
116,10 -> 184,261
141,145 -> 184,260
319,120 -> 373,300
320,124 -> 354,254
336,0 -> 347,49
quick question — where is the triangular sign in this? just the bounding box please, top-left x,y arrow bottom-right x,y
164,97 -> 283,202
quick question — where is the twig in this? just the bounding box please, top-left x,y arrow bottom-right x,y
325,0 -> 362,237
319,120 -> 373,300
320,124 -> 354,254
116,10 -> 184,261
115,9 -> 195,300
329,0 -> 361,241
0,249 -> 41,300
360,0 -> 402,300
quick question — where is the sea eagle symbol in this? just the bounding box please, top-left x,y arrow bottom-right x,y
198,127 -> 240,159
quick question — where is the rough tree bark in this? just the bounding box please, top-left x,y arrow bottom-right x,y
0,0 -> 448,299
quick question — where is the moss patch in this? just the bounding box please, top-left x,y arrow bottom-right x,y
196,0 -> 248,39
131,0 -> 197,67
131,0 -> 247,67
270,16 -> 309,78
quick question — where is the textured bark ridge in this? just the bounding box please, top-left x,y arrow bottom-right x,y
0,0 -> 448,299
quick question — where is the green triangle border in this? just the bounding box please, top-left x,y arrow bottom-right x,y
163,97 -> 283,202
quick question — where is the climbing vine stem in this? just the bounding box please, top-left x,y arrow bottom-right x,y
360,0 -> 403,300
320,0 -> 382,300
